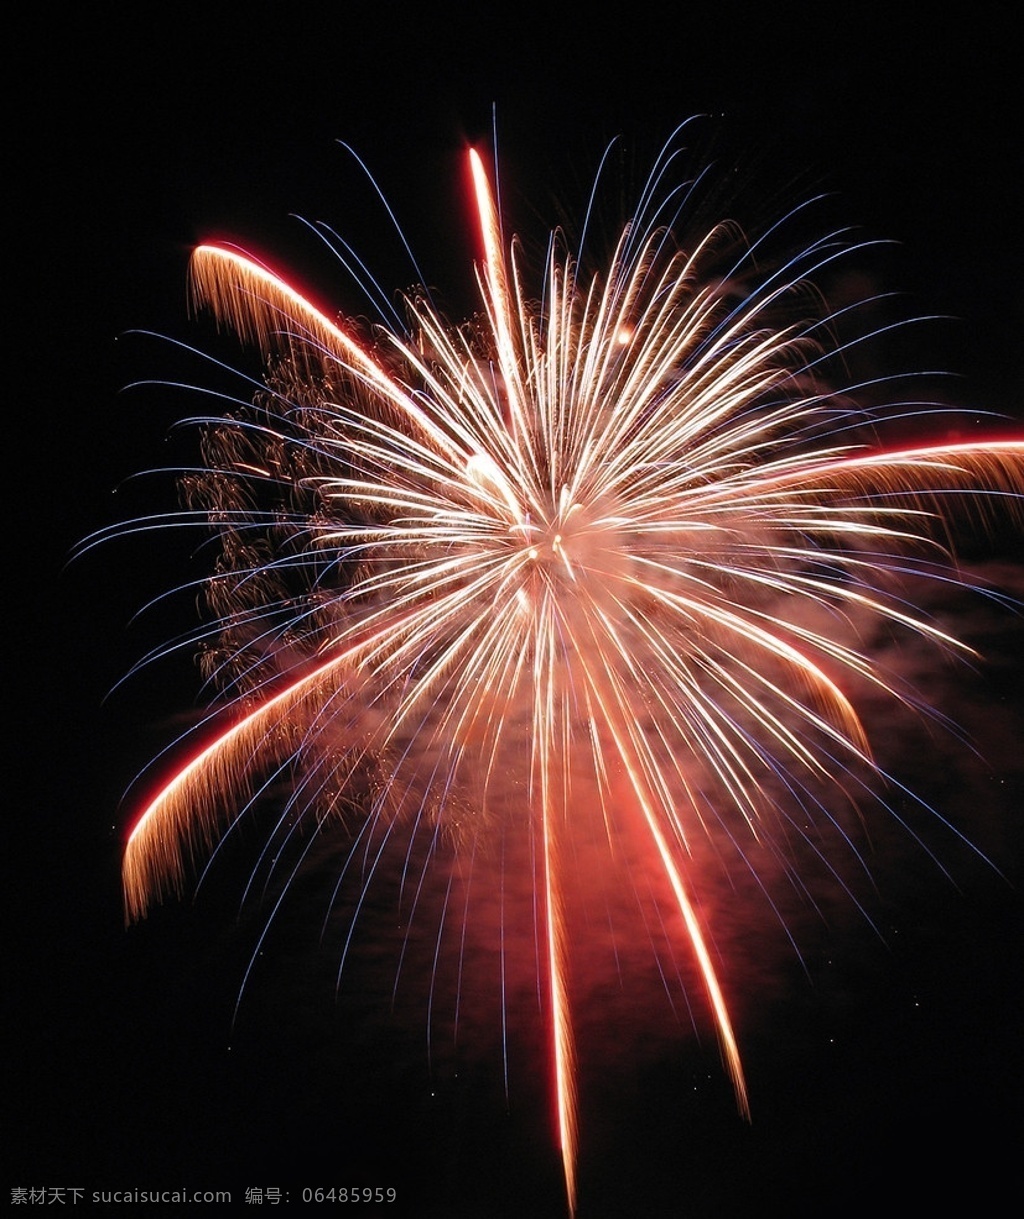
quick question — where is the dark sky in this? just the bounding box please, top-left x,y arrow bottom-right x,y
13,5 -> 1023,1216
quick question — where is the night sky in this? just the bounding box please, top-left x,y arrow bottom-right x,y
13,5 -> 1023,1216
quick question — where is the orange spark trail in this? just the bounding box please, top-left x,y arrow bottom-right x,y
124,652 -> 349,921
607,720 -> 750,1117
540,775 -> 579,1214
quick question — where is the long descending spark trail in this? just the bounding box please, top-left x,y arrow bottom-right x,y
113,134 -> 1023,1215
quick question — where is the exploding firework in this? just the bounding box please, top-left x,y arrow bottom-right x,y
104,129 -> 1022,1213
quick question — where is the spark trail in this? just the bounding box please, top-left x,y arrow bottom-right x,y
112,133 -> 1023,1214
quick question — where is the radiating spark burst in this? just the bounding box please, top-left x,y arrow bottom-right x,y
109,132 -> 1022,1214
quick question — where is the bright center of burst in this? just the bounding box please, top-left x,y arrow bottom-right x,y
520,496 -> 630,620
464,453 -> 627,610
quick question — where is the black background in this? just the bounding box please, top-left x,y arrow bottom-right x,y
12,4 -> 1023,1215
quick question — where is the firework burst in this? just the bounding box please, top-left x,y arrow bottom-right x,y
107,130 -> 1022,1213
